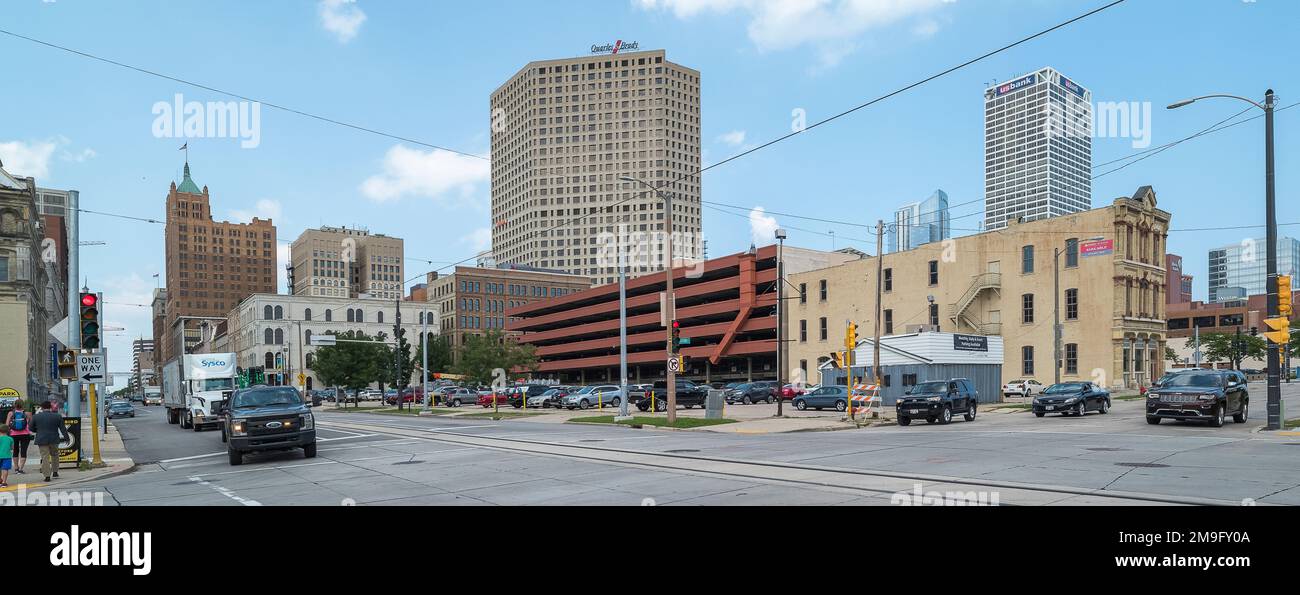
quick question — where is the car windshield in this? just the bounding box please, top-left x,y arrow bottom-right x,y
734,384 -> 752,391
541,389 -> 560,396
1044,383 -> 1086,394
233,387 -> 303,409
909,381 -> 948,394
576,386 -> 595,394
197,378 -> 233,391
1164,373 -> 1222,388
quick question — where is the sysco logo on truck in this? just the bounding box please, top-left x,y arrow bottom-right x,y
200,359 -> 228,367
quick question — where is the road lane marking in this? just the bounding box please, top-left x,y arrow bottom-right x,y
188,476 -> 261,505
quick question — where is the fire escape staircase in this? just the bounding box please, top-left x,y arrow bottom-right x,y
948,272 -> 1002,335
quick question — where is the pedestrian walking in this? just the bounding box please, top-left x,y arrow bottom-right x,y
32,401 -> 69,482
5,399 -> 34,475
0,424 -> 12,488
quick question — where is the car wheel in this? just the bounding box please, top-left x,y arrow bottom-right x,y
611,397 -> 621,407
1209,405 -> 1225,428
897,417 -> 911,426
452,399 -> 462,408
579,400 -> 590,410
1034,412 -> 1045,418
742,395 -> 752,405
1147,416 -> 1161,425
655,400 -> 668,413
228,448 -> 243,466
834,400 -> 847,412
964,403 -> 977,422
794,400 -> 807,411
512,403 -> 521,409
1233,402 -> 1248,423
938,406 -> 952,425
303,443 -> 317,458
1074,402 -> 1086,417
1099,399 -> 1110,415
637,404 -> 649,412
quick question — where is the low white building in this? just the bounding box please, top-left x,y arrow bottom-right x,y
226,293 -> 440,391
818,331 -> 1005,404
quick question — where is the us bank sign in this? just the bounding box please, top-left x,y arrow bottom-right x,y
591,40 -> 639,55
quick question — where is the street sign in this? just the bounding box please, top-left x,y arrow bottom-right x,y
48,315 -> 69,344
77,354 -> 106,384
667,356 -> 682,373
310,335 -> 337,346
298,373 -> 306,386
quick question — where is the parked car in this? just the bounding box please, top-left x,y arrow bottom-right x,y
792,386 -> 850,412
508,384 -> 554,408
562,385 -> 625,410
359,389 -> 383,401
1002,379 -> 1044,398
527,387 -> 570,408
779,383 -> 812,400
1032,382 -> 1111,417
895,378 -> 979,426
726,380 -> 778,404
442,387 -> 477,407
107,400 -> 136,419
478,391 -> 512,408
634,380 -> 708,412
1146,369 -> 1248,427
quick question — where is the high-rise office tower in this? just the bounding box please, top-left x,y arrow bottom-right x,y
490,49 -> 702,286
984,67 -> 1092,231
1208,237 -> 1300,302
889,190 -> 950,253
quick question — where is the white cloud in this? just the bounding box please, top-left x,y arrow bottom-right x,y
0,139 -> 57,179
462,227 -> 492,252
228,199 -> 283,224
912,18 -> 940,39
60,148 -> 97,163
717,130 -> 747,146
748,206 -> 779,247
319,0 -> 366,43
637,0 -> 948,63
360,145 -> 490,203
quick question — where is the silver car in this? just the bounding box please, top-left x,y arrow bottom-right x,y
561,385 -> 624,410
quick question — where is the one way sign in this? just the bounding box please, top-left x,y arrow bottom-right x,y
77,354 -> 106,384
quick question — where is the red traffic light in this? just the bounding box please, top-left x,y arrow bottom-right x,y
672,320 -> 680,329
81,293 -> 98,307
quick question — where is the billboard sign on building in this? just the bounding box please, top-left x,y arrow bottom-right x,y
1081,239 -> 1114,258
953,334 -> 990,352
994,74 -> 1037,97
1060,75 -> 1087,98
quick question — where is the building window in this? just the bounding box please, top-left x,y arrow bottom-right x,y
902,373 -> 918,387
263,305 -> 273,320
274,305 -> 283,320
377,311 -> 384,324
884,268 -> 892,292
1022,245 -> 1035,274
356,309 -> 364,323
264,328 -> 273,344
1065,238 -> 1079,268
819,317 -> 828,341
325,310 -> 332,322
304,330 -> 312,344
799,283 -> 807,304
884,309 -> 893,335
929,303 -> 939,327
1065,288 -> 1079,320
1022,346 -> 1035,376
274,328 -> 284,345
346,309 -> 354,323
800,360 -> 808,380
304,308 -> 312,321
799,320 -> 807,342
928,261 -> 939,286
819,279 -> 827,301
1022,294 -> 1034,324
881,375 -> 892,388
1065,343 -> 1078,374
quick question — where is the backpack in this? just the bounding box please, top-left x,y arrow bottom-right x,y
12,410 -> 27,432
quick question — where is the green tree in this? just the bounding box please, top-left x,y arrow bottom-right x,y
414,335 -> 453,378
312,330 -> 385,402
1164,346 -> 1179,366
1187,333 -> 1265,370
452,329 -> 539,387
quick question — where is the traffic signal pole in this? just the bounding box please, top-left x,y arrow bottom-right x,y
1264,90 -> 1281,430
67,190 -> 80,418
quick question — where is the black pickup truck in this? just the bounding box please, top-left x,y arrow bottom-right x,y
633,379 -> 708,412
221,385 -> 317,466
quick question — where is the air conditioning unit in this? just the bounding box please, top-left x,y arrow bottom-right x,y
906,324 -> 941,334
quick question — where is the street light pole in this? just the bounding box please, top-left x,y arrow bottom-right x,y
775,229 -> 787,417
621,176 -> 677,424
1054,247 -> 1062,386
1169,90 -> 1280,429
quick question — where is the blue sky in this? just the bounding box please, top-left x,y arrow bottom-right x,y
1,0 -> 1295,384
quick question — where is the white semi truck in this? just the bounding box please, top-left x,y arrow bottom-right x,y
162,353 -> 237,432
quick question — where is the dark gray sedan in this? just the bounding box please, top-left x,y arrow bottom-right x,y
1032,382 -> 1111,417
107,400 -> 137,419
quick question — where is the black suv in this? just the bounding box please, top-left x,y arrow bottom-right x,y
895,378 -> 978,426
635,379 -> 708,412
221,385 -> 317,465
725,380 -> 779,405
1146,369 -> 1248,427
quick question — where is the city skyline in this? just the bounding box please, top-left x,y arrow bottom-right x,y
0,0 -> 1295,387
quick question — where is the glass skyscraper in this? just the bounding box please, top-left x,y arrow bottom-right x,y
983,67 -> 1092,231
888,190 -> 949,253
1208,236 -> 1300,302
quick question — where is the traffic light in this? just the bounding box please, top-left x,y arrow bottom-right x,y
1263,317 -> 1291,345
1250,326 -> 1259,337
846,321 -> 858,351
829,352 -> 844,369
671,320 -> 682,352
1279,275 -> 1293,317
79,292 -> 102,350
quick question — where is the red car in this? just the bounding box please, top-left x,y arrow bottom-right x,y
477,392 -> 511,408
779,384 -> 810,400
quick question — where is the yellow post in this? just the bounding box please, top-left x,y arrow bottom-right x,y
598,391 -> 603,410
651,391 -> 656,415
88,382 -> 103,466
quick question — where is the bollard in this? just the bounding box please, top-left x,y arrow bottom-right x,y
598,391 -> 603,410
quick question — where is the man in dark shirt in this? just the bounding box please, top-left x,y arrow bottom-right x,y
32,401 -> 68,482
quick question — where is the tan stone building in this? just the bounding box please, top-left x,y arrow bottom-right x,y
288,226 -> 404,301
161,162 -> 277,364
788,187 -> 1172,391
426,264 -> 591,358
490,49 -> 702,286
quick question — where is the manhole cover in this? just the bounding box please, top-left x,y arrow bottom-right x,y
392,460 -> 424,465
1115,462 -> 1169,468
1087,447 -> 1127,452
664,449 -> 700,454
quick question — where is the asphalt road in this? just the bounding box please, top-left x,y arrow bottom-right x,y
32,380 -> 1300,506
